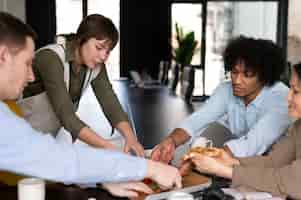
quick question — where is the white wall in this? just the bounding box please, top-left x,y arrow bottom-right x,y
233,2 -> 277,42
289,0 -> 301,39
0,0 -> 25,21
287,0 -> 301,65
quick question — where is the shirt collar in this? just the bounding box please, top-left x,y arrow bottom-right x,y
234,85 -> 270,108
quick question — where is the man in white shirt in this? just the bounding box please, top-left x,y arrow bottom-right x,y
152,36 -> 292,162
0,12 -> 181,198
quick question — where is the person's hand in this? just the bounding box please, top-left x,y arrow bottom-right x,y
146,160 -> 182,190
190,153 -> 233,179
102,181 -> 153,198
151,137 -> 176,163
216,148 -> 239,166
178,160 -> 193,176
124,136 -> 145,157
102,140 -> 118,151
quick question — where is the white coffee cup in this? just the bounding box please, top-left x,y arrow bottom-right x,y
18,178 -> 45,200
144,149 -> 153,158
167,191 -> 194,200
191,136 -> 213,148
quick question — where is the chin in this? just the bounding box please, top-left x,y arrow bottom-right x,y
289,111 -> 301,119
233,91 -> 244,97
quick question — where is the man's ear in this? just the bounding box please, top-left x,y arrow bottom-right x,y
0,44 -> 10,65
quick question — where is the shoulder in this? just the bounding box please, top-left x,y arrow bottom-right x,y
260,82 -> 289,107
0,102 -> 29,132
288,119 -> 301,138
265,82 -> 289,97
208,81 -> 233,103
34,45 -> 65,70
212,81 -> 232,94
35,48 -> 62,64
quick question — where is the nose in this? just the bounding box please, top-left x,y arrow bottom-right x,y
100,49 -> 110,63
28,66 -> 35,82
101,53 -> 109,62
232,73 -> 243,84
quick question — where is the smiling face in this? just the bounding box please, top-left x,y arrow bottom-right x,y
287,67 -> 301,119
0,37 -> 35,100
231,60 -> 264,105
79,38 -> 112,69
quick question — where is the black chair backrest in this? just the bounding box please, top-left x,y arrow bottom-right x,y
158,60 -> 169,85
180,65 -> 195,102
168,63 -> 181,92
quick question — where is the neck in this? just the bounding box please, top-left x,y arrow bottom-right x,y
242,85 -> 264,106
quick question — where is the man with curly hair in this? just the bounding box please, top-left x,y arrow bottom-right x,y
152,36 -> 292,160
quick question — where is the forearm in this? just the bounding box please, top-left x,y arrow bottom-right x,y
168,128 -> 191,147
78,126 -> 113,148
0,111 -> 147,184
115,121 -> 136,140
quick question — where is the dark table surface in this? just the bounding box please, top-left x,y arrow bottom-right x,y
112,80 -> 196,149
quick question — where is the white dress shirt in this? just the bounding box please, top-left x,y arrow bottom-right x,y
178,81 -> 292,157
0,101 -> 147,184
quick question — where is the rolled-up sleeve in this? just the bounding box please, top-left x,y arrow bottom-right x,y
34,50 -> 87,140
225,112 -> 290,157
232,122 -> 301,199
177,82 -> 231,143
91,66 -> 129,127
232,160 -> 301,199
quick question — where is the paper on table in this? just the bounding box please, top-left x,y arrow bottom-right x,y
222,188 -> 285,200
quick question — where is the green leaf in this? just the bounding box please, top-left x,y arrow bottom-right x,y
173,24 -> 199,66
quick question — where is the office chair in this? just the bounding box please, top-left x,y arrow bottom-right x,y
158,60 -> 169,85
168,62 -> 181,92
180,65 -> 195,102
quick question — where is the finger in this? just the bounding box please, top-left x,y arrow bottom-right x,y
123,144 -> 130,153
136,145 -> 145,157
189,152 -> 206,160
120,190 -> 139,198
157,183 -> 169,191
179,161 -> 192,176
150,148 -> 161,161
161,148 -> 171,163
126,182 -> 153,194
174,174 -> 182,189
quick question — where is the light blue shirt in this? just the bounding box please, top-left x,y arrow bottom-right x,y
0,101 -> 147,184
178,81 -> 292,157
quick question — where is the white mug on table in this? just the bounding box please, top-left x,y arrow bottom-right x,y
18,178 -> 45,200
191,136 -> 213,148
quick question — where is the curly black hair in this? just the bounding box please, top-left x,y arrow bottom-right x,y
223,35 -> 286,86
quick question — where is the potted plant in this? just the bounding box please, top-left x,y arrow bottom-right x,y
172,23 -> 199,69
170,23 -> 199,93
